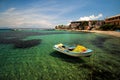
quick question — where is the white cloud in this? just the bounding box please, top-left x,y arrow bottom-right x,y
0,0 -> 90,29
79,14 -> 103,21
0,3 -> 74,28
4,8 -> 16,13
0,7 -> 56,28
0,0 -> 89,29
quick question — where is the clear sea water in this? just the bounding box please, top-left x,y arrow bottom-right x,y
0,29 -> 120,80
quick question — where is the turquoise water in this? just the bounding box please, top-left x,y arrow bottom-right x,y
0,30 -> 120,80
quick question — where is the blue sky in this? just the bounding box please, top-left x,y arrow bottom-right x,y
0,0 -> 120,28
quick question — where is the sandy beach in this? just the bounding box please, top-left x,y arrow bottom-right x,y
72,30 -> 120,37
89,30 -> 120,37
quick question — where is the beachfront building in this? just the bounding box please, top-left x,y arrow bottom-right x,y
55,14 -> 120,30
105,14 -> 120,26
69,21 -> 88,30
89,20 -> 105,28
69,20 -> 104,30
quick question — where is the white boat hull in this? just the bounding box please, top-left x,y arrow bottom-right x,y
53,44 -> 93,57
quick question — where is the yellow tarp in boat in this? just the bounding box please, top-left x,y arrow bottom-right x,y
72,45 -> 87,52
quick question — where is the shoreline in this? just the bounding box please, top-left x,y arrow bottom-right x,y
89,30 -> 120,37
75,30 -> 120,37
59,29 -> 120,37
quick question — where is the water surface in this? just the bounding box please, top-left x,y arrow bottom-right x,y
0,30 -> 120,80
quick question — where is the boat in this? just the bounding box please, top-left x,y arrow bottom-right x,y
53,43 -> 93,57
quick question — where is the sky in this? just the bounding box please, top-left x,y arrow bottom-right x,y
0,0 -> 120,28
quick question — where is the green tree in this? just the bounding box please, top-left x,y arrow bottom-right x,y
99,24 -> 117,30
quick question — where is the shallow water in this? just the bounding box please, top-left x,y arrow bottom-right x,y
0,30 -> 120,80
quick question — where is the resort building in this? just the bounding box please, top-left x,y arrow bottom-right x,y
69,20 -> 104,30
70,21 -> 87,30
55,14 -> 120,30
105,14 -> 120,26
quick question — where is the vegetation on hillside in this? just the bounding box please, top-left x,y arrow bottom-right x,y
99,24 -> 120,31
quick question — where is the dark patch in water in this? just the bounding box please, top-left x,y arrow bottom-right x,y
104,42 -> 120,55
89,66 -> 120,80
91,37 -> 111,48
50,51 -> 85,64
78,62 -> 120,80
91,36 -> 120,56
0,38 -> 41,49
77,61 -> 120,80
14,39 -> 41,48
0,31 -> 42,49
